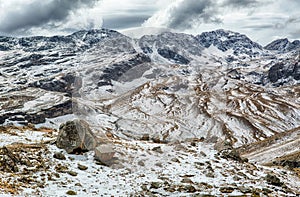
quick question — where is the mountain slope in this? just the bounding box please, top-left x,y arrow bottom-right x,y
265,38 -> 300,52
0,28 -> 300,196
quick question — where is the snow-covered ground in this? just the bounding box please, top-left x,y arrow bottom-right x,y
1,126 -> 299,196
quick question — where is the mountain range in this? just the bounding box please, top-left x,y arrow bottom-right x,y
0,29 -> 299,196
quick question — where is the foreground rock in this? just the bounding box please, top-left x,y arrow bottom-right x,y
94,144 -> 115,165
56,119 -> 98,153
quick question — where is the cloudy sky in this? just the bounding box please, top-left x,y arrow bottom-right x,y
0,0 -> 299,45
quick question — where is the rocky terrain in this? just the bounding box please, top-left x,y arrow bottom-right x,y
0,29 -> 299,196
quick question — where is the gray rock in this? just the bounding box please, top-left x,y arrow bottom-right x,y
53,152 -> 66,160
94,144 -> 115,164
219,186 -> 235,193
67,171 -> 78,176
265,174 -> 283,187
56,119 -> 98,154
66,190 -> 77,195
152,146 -> 163,153
77,163 -> 88,170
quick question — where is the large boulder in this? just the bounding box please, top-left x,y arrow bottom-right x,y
56,119 -> 98,153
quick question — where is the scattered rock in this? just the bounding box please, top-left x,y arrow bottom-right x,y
155,162 -> 163,167
152,146 -> 163,153
77,164 -> 88,171
141,184 -> 148,191
150,182 -> 161,189
181,178 -> 194,184
164,185 -> 176,192
205,172 -> 215,178
66,190 -> 77,195
55,164 -> 68,173
75,183 -> 82,187
176,184 -> 197,193
265,174 -> 283,187
53,152 -> 66,160
67,171 -> 78,176
262,187 -> 272,194
199,151 -> 207,157
251,188 -> 262,196
56,119 -> 98,154
184,185 -> 196,193
171,157 -> 180,163
219,186 -> 235,193
140,134 -> 150,141
151,137 -> 161,143
233,175 -> 241,181
219,148 -> 245,162
238,186 -> 251,193
137,160 -> 145,166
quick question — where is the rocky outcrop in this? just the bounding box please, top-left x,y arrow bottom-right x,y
268,61 -> 300,85
265,174 -> 283,187
25,100 -> 73,124
157,48 -> 190,64
56,119 -> 98,154
98,53 -> 151,86
0,99 -> 72,125
29,73 -> 79,96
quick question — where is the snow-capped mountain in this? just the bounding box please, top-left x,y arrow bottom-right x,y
265,38 -> 300,52
0,29 -> 122,52
196,29 -> 265,57
1,28 -> 299,140
0,29 -> 300,196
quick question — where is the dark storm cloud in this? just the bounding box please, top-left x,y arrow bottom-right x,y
102,15 -> 150,29
167,0 -> 221,29
222,0 -> 259,8
0,0 -> 99,33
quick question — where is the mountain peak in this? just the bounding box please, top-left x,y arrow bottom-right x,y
265,38 -> 300,52
197,29 -> 263,56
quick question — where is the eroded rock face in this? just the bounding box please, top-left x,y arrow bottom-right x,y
157,48 -> 190,64
56,119 -> 97,154
268,62 -> 300,83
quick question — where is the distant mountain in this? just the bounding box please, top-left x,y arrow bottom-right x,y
265,38 -> 300,52
0,29 -> 125,52
196,29 -> 264,57
0,28 -> 299,138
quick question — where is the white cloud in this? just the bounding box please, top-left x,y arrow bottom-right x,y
0,0 -> 101,36
0,0 -> 299,44
143,0 -> 300,45
143,0 -> 221,30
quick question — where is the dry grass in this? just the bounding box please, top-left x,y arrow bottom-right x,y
0,125 -> 55,135
239,126 -> 300,155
